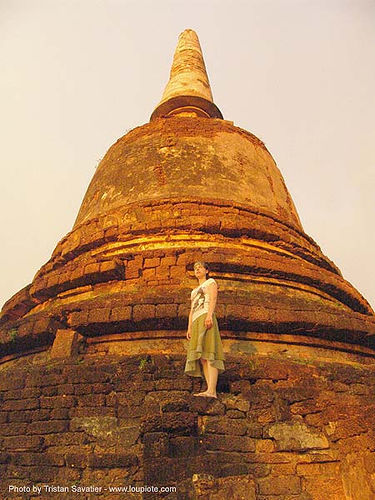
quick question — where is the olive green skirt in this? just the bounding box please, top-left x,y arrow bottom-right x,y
184,313 -> 225,377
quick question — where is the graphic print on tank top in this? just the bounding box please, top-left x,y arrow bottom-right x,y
191,278 -> 215,323
192,287 -> 206,318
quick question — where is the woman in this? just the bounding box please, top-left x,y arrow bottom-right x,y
184,261 -> 225,398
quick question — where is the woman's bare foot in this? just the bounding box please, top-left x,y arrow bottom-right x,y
193,391 -> 217,398
193,391 -> 208,397
203,392 -> 217,399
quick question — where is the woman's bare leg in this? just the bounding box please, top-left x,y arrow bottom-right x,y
206,363 -> 218,397
193,359 -> 210,396
201,359 -> 209,389
194,360 -> 218,398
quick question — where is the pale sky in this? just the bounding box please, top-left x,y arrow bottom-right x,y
1,0 -> 374,311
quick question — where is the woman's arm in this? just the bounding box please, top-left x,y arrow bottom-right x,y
186,301 -> 194,339
205,281 -> 217,329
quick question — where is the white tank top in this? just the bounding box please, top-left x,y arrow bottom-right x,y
191,278 -> 217,323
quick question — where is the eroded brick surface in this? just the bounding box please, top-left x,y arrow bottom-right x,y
0,353 -> 374,499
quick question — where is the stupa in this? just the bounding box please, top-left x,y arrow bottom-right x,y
1,30 -> 375,500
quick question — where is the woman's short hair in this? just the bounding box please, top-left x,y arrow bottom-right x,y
194,261 -> 210,275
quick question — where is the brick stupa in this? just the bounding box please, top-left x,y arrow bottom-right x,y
1,30 -> 375,499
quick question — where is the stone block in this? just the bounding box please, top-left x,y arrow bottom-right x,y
161,256 -> 176,267
333,433 -> 371,454
143,267 -> 156,280
143,432 -> 169,458
2,398 -> 39,411
325,416 -> 368,441
77,394 -> 105,407
7,411 -> 32,423
155,303 -> 178,318
27,465 -> 60,483
69,310 -> 89,327
192,473 -> 256,500
41,385 -> 58,396
57,384 -> 75,395
141,412 -> 196,435
47,408 -> 69,421
226,409 -> 245,418
144,257 -> 161,268
221,394 -> 250,412
31,409 -> 50,421
170,265 -> 185,279
12,453 -> 64,466
88,453 -> 138,468
126,257 -> 143,279
29,420 -> 68,434
255,439 -> 276,452
303,475 -> 346,499
297,461 -> 340,476
270,462 -> 297,475
277,385 -> 316,404
256,406 -> 279,424
0,376 -> 25,391
100,260 -> 122,276
40,395 -> 76,408
83,262 -> 101,276
4,387 -> 40,400
88,308 -> 111,324
1,389 -> 22,400
0,453 -> 10,464
91,382 -> 113,394
258,475 -> 301,495
69,406 -> 120,418
290,397 -> 329,416
200,416 -> 247,435
267,421 -> 329,451
242,386 -> 275,410
42,431 -> 88,447
155,266 -> 170,279
133,304 -> 155,321
3,435 -> 44,451
155,378 -> 191,391
0,412 -> 8,423
50,329 -> 81,359
117,391 -> 145,407
65,453 -> 88,468
159,398 -> 188,413
40,372 -> 66,387
65,366 -> 115,384
204,433 -> 255,452
117,423 -> 140,448
246,422 -> 264,438
169,436 -> 198,457
364,452 -> 375,474
1,422 -> 28,436
196,399 -> 226,416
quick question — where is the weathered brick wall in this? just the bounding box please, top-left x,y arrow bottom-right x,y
2,198 -> 374,360
1,350 -> 375,499
3,116 -> 374,363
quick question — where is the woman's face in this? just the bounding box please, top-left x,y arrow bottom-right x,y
194,262 -> 208,280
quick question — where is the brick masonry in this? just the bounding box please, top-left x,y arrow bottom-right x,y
1,117 -> 375,361
1,351 -> 375,499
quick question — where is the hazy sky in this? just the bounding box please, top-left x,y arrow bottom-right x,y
1,0 -> 374,311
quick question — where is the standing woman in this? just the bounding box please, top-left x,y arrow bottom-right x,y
185,262 -> 225,398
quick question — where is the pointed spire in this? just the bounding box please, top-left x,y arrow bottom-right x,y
150,29 -> 223,121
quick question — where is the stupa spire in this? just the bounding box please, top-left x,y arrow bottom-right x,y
150,29 -> 223,120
